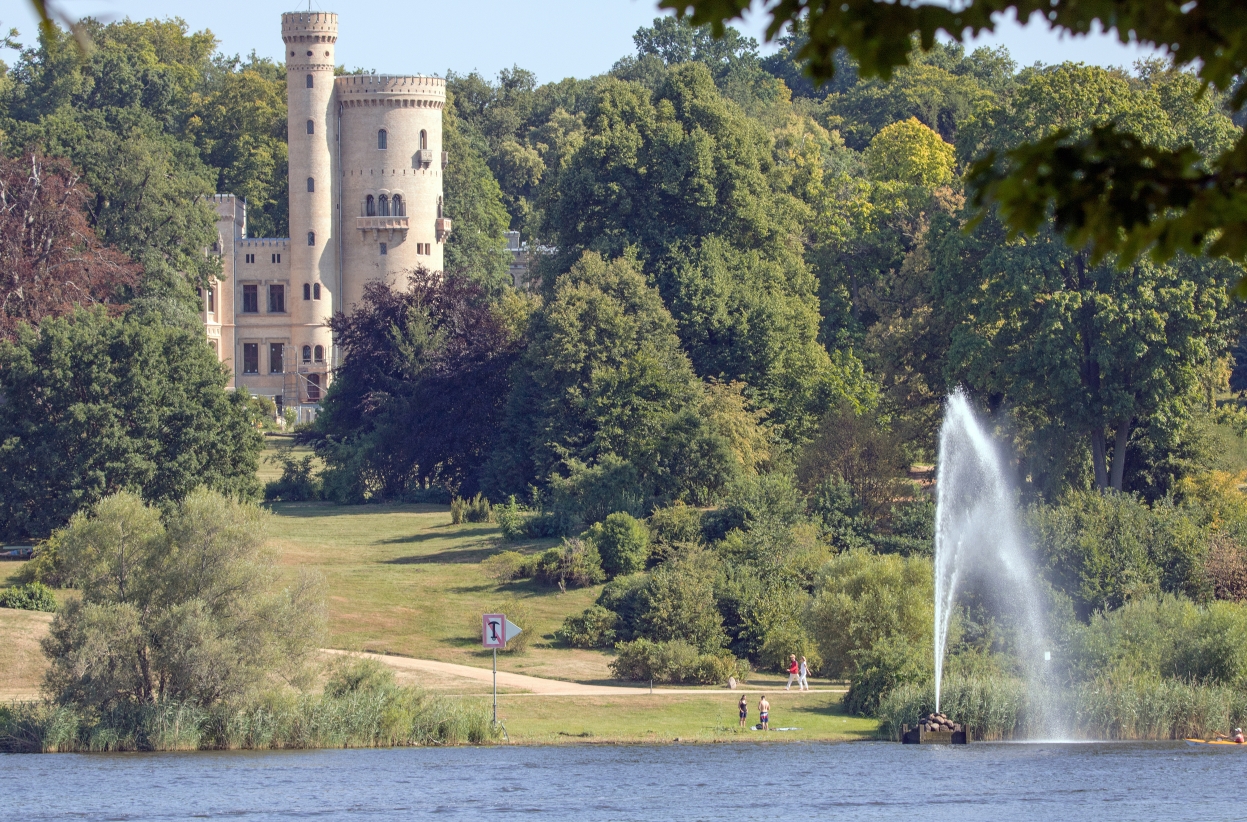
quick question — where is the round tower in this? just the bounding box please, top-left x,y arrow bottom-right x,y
283,11 -> 337,393
337,74 -> 447,310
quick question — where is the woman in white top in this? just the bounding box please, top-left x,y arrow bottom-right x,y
798,656 -> 810,691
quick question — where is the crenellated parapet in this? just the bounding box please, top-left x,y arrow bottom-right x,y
334,75 -> 446,110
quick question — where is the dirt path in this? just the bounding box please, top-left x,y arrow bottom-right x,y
324,649 -> 846,696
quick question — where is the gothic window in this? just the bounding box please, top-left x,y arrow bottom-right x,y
313,283 -> 321,300
378,129 -> 388,150
306,120 -> 314,135
307,231 -> 315,246
307,177 -> 315,192
306,74 -> 314,88
307,373 -> 321,401
419,130 -> 428,150
365,195 -> 375,216
302,345 -> 312,363
392,194 -> 404,216
303,283 -> 311,301
314,345 -> 324,363
378,194 -> 389,216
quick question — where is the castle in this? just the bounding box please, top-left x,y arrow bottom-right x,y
202,11 -> 449,421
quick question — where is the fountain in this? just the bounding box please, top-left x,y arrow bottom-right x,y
929,389 -> 1056,739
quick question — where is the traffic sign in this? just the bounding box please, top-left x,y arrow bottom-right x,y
482,613 -> 505,648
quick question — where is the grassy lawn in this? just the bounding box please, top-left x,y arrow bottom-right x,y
472,690 -> 878,744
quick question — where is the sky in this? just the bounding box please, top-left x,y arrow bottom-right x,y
0,0 -> 1163,83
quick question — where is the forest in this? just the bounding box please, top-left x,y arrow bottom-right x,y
4,14 -> 1247,735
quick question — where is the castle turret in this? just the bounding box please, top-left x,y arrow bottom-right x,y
282,11 -> 337,397
337,74 -> 447,309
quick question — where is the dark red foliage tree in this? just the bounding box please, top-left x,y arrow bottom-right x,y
0,151 -> 138,341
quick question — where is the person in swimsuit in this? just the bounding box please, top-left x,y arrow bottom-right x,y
738,695 -> 748,728
759,695 -> 770,730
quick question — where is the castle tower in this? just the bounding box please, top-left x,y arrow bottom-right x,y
337,74 -> 448,309
282,11 -> 337,396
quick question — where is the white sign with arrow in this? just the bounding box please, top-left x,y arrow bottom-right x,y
482,612 -> 522,726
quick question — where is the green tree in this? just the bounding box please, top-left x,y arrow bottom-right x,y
442,92 -> 512,289
44,490 -> 325,710
0,308 -> 263,540
585,511 -> 651,577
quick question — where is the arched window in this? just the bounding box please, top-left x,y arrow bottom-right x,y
313,283 -> 321,300
307,231 -> 315,246
378,194 -> 389,217
307,177 -> 315,193
306,119 -> 314,135
392,195 -> 404,216
314,345 -> 324,363
302,345 -> 312,363
306,74 -> 314,88
365,195 -> 375,216
419,130 -> 428,150
307,373 -> 321,401
303,283 -> 311,300
377,129 -> 388,150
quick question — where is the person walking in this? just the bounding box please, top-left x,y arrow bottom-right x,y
759,695 -> 770,731
785,654 -> 799,690
798,655 -> 810,691
738,695 -> 748,729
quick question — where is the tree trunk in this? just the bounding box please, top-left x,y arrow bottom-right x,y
1091,428 -> 1108,491
1110,419 -> 1130,492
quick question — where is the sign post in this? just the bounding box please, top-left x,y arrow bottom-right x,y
482,614 -> 522,726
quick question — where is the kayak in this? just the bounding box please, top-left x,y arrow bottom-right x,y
1185,739 -> 1247,746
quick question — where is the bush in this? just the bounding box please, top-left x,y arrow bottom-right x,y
844,634 -> 932,716
637,547 -> 725,652
646,502 -> 703,566
480,550 -> 536,584
534,538 -> 605,588
13,534 -> 67,587
323,655 -> 396,698
0,581 -> 57,612
556,605 -> 619,649
264,447 -> 321,502
451,493 -> 493,525
584,512 -> 650,577
609,638 -> 748,684
543,455 -> 646,535
495,496 -> 529,541
595,573 -> 651,642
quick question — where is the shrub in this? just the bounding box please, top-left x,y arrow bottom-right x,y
465,494 -> 492,523
595,573 -> 651,641
646,502 -> 703,566
13,533 -> 67,587
584,512 -> 650,577
480,550 -> 535,584
472,598 -> 534,653
609,638 -> 749,684
844,634 -> 932,716
323,655 -> 396,698
543,455 -> 645,535
495,496 -> 529,541
264,447 -> 321,502
534,538 -> 605,588
0,581 -> 57,612
556,605 -> 619,648
637,547 -> 725,652
450,497 -> 466,524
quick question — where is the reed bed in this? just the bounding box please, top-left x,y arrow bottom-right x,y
878,674 -> 1247,741
0,687 -> 497,753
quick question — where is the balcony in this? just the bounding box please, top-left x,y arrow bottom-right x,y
441,151 -> 449,169
435,218 -> 452,241
414,149 -> 434,168
356,216 -> 409,237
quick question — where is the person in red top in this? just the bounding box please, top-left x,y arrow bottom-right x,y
785,654 -> 799,691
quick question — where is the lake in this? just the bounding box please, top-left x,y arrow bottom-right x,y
3,740 -> 1233,820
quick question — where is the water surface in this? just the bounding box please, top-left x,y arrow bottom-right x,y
4,741 -> 1231,820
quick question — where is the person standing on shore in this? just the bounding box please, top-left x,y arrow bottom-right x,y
738,695 -> 748,728
798,656 -> 809,691
759,695 -> 770,730
785,654 -> 799,690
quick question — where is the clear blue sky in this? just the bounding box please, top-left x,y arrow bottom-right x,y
0,0 -> 1161,83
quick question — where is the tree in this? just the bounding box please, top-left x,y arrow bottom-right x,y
666,0 -> 1247,275
310,269 -> 522,501
442,93 -> 512,290
44,490 -> 325,710
0,307 -> 264,540
585,511 -> 651,577
0,151 -> 138,340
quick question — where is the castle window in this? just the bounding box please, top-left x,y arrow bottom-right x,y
268,284 -> 286,313
392,194 -> 404,216
245,253 -> 255,264
313,283 -> 321,300
306,120 -> 314,135
378,195 -> 389,217
303,283 -> 311,301
307,231 -> 315,246
306,74 -> 314,88
419,130 -> 428,150
270,343 -> 285,374
242,284 -> 258,313
365,195 -> 375,216
302,345 -> 312,363
206,288 -> 215,314
307,373 -> 321,402
314,345 -> 324,363
380,243 -> 387,256
378,129 -> 388,150
242,343 -> 259,374
272,253 -> 281,264
307,177 -> 315,192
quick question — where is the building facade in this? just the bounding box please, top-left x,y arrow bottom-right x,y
203,11 -> 449,420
